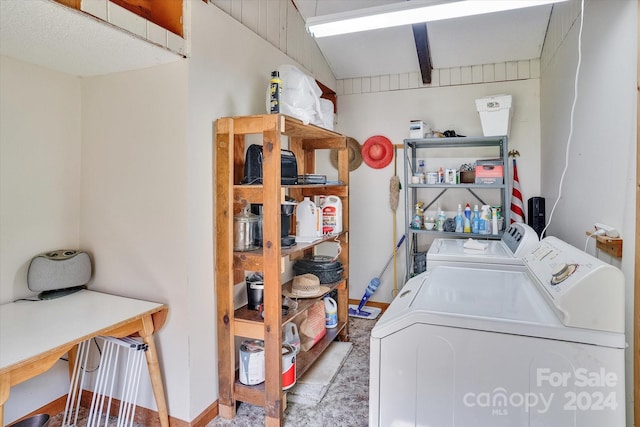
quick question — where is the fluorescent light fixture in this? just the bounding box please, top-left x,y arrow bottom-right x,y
307,0 -> 569,38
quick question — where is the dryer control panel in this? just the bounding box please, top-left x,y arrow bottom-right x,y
524,237 -> 624,333
502,222 -> 539,257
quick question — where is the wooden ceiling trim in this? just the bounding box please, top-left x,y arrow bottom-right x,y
412,23 -> 432,85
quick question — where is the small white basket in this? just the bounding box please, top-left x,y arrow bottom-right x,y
476,95 -> 512,136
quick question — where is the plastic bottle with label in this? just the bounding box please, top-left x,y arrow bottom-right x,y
417,160 -> 426,183
479,205 -> 492,235
463,203 -> 471,233
471,205 -> 480,234
436,210 -> 446,231
269,71 -> 282,114
455,204 -> 463,233
296,197 -> 321,242
324,296 -> 338,328
321,196 -> 342,235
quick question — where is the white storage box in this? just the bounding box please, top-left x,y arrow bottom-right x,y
409,120 -> 431,139
475,95 -> 512,136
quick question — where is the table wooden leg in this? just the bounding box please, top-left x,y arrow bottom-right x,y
140,315 -> 169,427
0,373 -> 9,427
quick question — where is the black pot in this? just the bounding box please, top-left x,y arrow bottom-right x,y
293,255 -> 343,284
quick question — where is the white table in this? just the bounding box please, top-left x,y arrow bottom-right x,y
0,290 -> 169,427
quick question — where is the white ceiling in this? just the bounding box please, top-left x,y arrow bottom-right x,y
293,0 -> 554,79
0,0 -> 182,77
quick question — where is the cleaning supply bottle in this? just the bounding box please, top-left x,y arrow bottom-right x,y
321,195 -> 342,235
269,71 -> 282,114
438,167 -> 444,183
295,197 -> 321,242
417,160 -> 426,183
471,205 -> 480,234
324,296 -> 338,329
479,205 -> 491,235
455,204 -> 463,233
463,203 -> 471,233
492,207 -> 499,235
436,210 -> 446,231
410,203 -> 423,229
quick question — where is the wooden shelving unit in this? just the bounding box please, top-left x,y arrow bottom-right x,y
214,114 -> 349,427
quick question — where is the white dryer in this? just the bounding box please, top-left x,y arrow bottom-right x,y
427,222 -> 539,269
370,237 -> 626,427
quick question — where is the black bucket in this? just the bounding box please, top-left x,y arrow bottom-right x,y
293,256 -> 343,284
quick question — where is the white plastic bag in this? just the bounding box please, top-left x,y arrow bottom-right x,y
276,65 -> 327,127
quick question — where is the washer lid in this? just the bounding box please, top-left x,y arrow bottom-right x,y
427,238 -> 516,266
372,266 -> 625,348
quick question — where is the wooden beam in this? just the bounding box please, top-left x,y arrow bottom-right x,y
412,23 -> 432,85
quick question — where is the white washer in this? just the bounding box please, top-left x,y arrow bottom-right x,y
370,237 -> 626,427
427,222 -> 540,269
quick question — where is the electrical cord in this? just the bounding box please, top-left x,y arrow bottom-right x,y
541,0 -> 585,238
584,228 -> 605,253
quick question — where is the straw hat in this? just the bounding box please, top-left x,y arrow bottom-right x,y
330,137 -> 363,172
282,274 -> 330,298
362,135 -> 393,169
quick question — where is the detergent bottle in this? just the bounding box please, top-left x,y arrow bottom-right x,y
321,196 -> 342,235
463,203 -> 472,233
324,296 -> 338,329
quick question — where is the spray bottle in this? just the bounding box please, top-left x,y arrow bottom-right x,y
471,205 -> 480,234
455,204 -> 463,233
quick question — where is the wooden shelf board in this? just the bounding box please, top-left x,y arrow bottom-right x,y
585,231 -> 623,257
231,321 -> 346,407
234,279 -> 347,326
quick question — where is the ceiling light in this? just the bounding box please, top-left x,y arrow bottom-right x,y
307,0 -> 569,38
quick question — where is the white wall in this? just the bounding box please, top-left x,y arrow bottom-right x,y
1,0 -> 336,423
333,79 -> 541,303
0,55 -> 83,421
79,61 -> 190,416
539,0 -> 637,422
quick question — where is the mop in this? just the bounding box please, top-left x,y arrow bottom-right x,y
349,146 -> 403,319
348,235 -> 405,319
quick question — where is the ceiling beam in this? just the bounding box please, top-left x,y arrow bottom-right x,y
412,23 -> 432,85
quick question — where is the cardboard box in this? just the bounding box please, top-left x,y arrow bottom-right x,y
475,95 -> 512,136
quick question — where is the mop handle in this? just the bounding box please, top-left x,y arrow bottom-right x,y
377,235 -> 405,279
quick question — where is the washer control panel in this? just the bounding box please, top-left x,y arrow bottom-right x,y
524,237 -> 624,333
502,222 -> 539,257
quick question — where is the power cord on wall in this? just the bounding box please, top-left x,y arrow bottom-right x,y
541,0 -> 585,238
584,228 -> 605,253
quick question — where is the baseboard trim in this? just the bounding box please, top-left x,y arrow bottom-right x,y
13,395 -> 219,427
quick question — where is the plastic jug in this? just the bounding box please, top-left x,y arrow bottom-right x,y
321,196 -> 343,234
283,323 -> 300,354
296,197 -> 321,243
324,296 -> 338,329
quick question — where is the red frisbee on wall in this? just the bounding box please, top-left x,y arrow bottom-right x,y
362,135 -> 393,169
